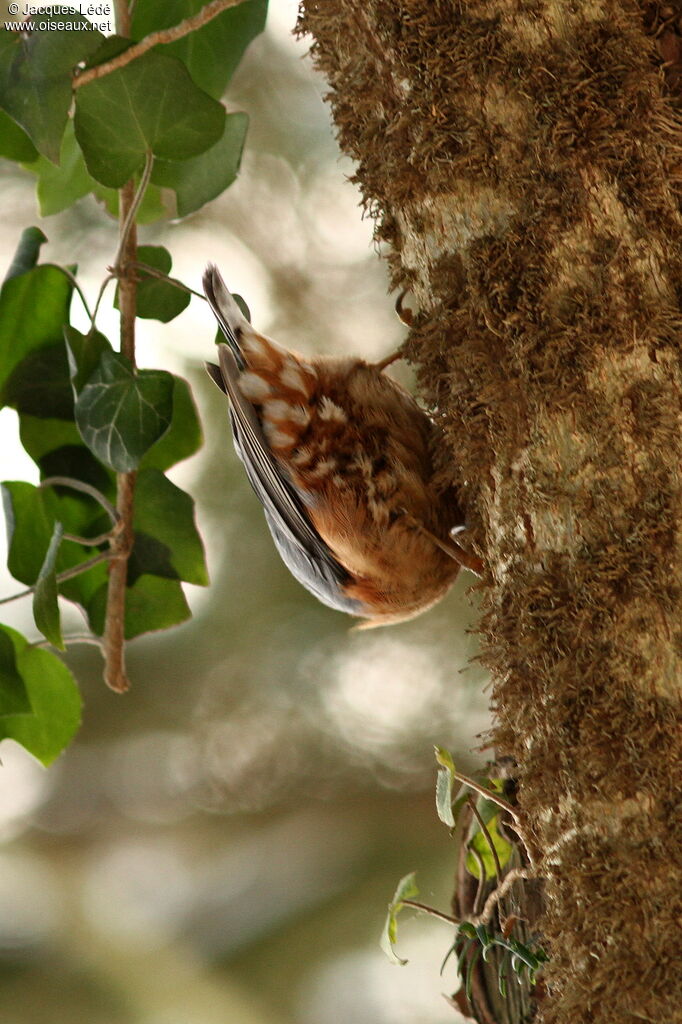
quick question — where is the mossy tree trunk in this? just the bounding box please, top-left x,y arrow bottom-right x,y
298,3 -> 682,1022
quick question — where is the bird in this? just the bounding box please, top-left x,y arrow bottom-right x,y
203,264 -> 482,627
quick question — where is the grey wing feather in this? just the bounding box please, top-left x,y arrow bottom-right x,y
206,344 -> 365,615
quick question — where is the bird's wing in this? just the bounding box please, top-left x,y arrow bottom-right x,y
207,345 -> 365,615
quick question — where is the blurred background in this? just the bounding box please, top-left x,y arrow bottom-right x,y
0,2 -> 489,1021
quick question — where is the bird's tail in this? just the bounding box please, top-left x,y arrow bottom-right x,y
203,263 -> 249,370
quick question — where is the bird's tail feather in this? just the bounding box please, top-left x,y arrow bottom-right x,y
203,263 -> 248,369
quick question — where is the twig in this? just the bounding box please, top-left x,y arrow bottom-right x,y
40,476 -> 119,524
103,470 -> 135,693
31,634 -> 104,650
63,531 -> 113,547
54,266 -> 94,321
468,869 -> 532,928
116,179 -> 137,365
469,842 -> 487,917
401,900 -> 459,926
113,151 -> 154,276
73,0 -> 246,90
129,261 -> 206,300
102,163 -> 138,693
0,551 -> 113,606
454,769 -> 539,869
90,274 -> 115,329
453,769 -> 519,819
467,795 -> 506,926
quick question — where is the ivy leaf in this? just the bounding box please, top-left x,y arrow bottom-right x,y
3,226 -> 47,282
19,416 -> 82,462
2,480 -> 57,585
74,349 -> 174,472
130,468 -> 208,586
380,872 -> 419,966
0,624 -> 81,766
152,112 -> 248,217
64,324 -> 111,394
2,479 -> 102,582
131,0 -> 267,99
0,108 -> 38,162
0,12 -> 105,162
3,342 -> 73,419
0,628 -> 32,716
0,263 -> 72,404
33,521 -> 65,650
24,119 -> 96,217
141,375 -> 202,471
87,574 -> 191,639
114,246 -> 190,323
91,180 -> 173,225
19,415 -> 114,499
21,114 -> 173,222
74,51 -> 225,188
2,478 -> 110,622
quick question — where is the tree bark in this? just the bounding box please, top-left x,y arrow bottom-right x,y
297,3 -> 682,1022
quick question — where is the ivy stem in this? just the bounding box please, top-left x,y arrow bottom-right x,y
113,150 -> 154,276
90,274 -> 114,330
102,39 -> 139,691
401,900 -> 459,926
40,476 -> 119,524
0,552 -> 113,606
130,261 -> 206,300
54,266 -> 94,321
31,634 -> 105,650
73,0 -> 245,90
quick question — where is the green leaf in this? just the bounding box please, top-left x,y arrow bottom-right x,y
434,745 -> 457,827
74,349 -> 174,472
2,479 -> 108,595
3,226 -> 46,282
0,624 -> 81,765
20,112 -> 173,223
64,325 -> 111,394
2,480 -> 57,585
0,628 -> 32,715
130,468 -> 208,586
0,13 -> 105,162
114,246 -> 190,323
380,872 -> 419,966
91,180 -> 173,225
152,112 -> 248,217
19,415 -> 114,499
87,574 -> 191,639
3,342 -> 73,419
465,810 -> 514,881
74,51 -> 225,188
0,108 -> 38,162
20,417 -> 82,462
33,521 -> 64,650
81,32 -> 131,69
141,375 -> 202,471
131,0 -> 267,99
0,264 -> 72,403
24,119 -> 96,217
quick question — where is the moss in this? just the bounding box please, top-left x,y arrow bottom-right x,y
298,2 -> 682,1021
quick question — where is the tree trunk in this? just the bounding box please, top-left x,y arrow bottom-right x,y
297,3 -> 682,1023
